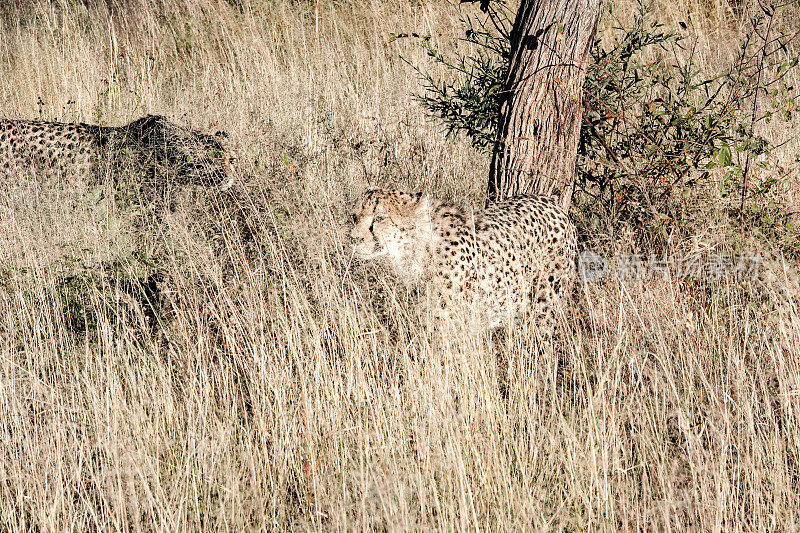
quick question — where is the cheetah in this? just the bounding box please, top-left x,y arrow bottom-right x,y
0,114 -> 236,190
350,189 -> 578,337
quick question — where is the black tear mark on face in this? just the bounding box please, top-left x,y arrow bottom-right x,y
369,213 -> 387,233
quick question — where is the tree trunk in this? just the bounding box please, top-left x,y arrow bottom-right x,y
489,0 -> 602,206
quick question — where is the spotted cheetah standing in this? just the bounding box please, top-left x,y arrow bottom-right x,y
0,114 -> 236,189
350,189 -> 577,339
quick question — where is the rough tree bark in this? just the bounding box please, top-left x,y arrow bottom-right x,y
488,0 -> 603,206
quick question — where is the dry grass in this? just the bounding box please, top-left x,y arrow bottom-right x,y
0,0 -> 799,530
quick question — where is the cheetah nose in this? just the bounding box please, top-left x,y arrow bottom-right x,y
218,174 -> 235,192
217,163 -> 236,192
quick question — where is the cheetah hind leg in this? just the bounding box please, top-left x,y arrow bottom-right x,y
527,284 -> 561,356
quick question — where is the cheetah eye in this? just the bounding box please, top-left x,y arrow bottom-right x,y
350,214 -> 358,224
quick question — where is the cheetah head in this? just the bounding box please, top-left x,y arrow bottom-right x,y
350,188 -> 431,280
166,126 -> 238,190
127,115 -> 238,190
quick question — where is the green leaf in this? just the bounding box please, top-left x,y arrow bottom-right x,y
718,144 -> 733,167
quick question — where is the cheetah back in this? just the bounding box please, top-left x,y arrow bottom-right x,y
0,119 -> 98,179
433,195 -> 577,329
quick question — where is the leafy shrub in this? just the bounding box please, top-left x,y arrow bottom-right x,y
408,0 -> 800,250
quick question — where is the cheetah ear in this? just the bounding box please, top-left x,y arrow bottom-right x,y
409,193 -> 430,217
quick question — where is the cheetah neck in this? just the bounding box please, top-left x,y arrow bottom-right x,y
430,202 -> 469,236
389,199 -> 470,284
390,200 -> 437,284
424,201 -> 470,269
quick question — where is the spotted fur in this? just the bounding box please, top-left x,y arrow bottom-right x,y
0,115 -> 236,189
350,188 -> 578,336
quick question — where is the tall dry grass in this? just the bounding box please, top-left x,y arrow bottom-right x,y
0,0 -> 799,530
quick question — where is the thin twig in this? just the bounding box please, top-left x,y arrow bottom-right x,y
741,2 -> 775,214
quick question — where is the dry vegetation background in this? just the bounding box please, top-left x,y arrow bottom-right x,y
0,0 -> 799,530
